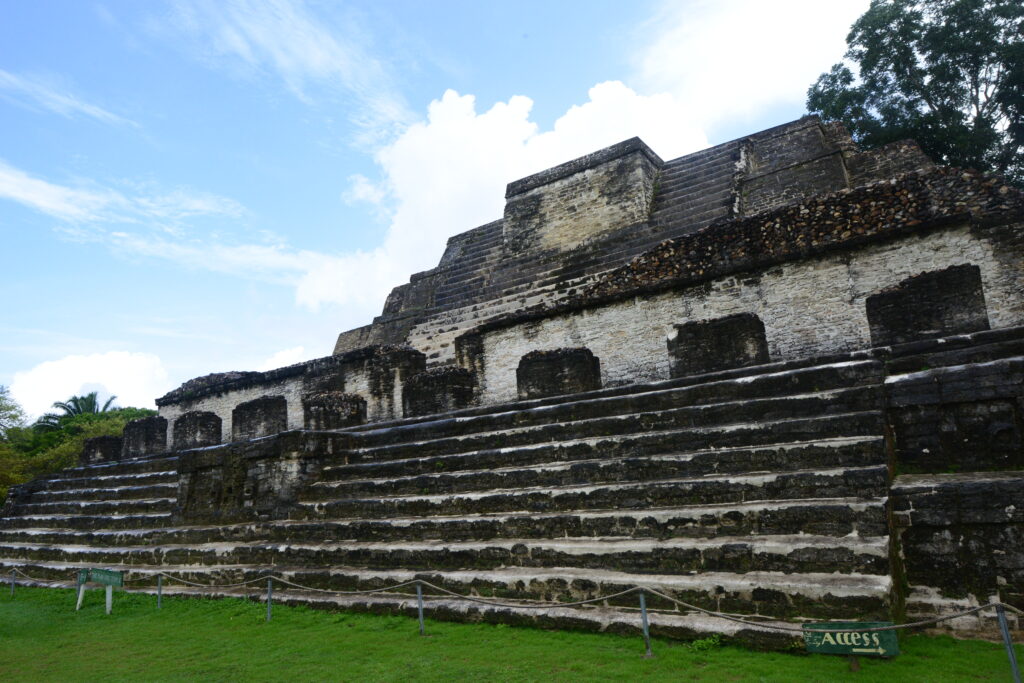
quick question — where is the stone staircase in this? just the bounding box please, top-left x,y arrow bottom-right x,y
0,356 -> 893,647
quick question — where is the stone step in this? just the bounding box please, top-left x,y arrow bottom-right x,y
323,413 -> 886,490
341,356 -> 878,436
338,405 -> 885,477
0,533 -> 889,577
0,512 -> 173,531
882,325 -> 1024,374
8,497 -> 175,518
342,360 -> 883,447
310,436 -> 887,500
339,388 -> 883,465
0,497 -> 888,547
35,470 -> 177,493
300,465 -> 889,520
3,559 -> 891,626
27,483 -> 177,503
655,183 -> 733,212
46,455 -> 178,480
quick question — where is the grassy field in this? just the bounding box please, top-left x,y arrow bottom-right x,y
1,586 -> 1020,682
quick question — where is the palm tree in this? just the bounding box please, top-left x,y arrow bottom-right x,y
34,391 -> 118,430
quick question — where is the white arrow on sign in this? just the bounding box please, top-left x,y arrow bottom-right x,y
852,647 -> 885,654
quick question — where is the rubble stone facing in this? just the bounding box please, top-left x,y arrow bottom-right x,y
232,396 -> 287,441
866,264 -> 990,346
402,367 -> 474,417
171,411 -> 222,451
668,313 -> 770,378
303,391 -> 366,430
516,348 -> 601,400
586,167 -> 1022,300
121,416 -> 167,458
80,435 -> 123,466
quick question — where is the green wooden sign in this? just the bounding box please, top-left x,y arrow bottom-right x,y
803,622 -> 899,657
77,568 -> 124,587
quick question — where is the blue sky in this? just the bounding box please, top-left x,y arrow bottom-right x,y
0,0 -> 869,417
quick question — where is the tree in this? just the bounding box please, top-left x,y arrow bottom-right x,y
807,0 -> 1024,184
0,386 -> 25,439
34,391 -> 118,431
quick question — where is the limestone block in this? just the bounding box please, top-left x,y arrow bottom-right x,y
121,416 -> 167,458
866,264 -> 989,347
403,367 -> 475,417
503,137 -> 661,254
303,391 -> 366,430
517,348 -> 601,400
668,313 -> 770,378
172,411 -> 222,451
80,435 -> 123,467
232,396 -> 288,441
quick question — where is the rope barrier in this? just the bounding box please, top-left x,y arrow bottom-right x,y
7,565 -> 1023,634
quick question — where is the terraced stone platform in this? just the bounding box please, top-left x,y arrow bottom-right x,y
1,357 -> 893,648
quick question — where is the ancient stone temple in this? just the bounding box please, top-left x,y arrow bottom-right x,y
3,116 -> 1022,647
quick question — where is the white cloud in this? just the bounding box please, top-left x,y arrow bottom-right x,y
165,0 -> 412,137
256,346 -> 307,371
636,0 -> 870,127
343,174 -> 386,206
2,82 -> 707,334
0,158 -> 245,227
10,352 -> 172,419
0,69 -> 139,127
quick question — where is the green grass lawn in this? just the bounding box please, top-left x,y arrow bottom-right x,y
1,586 -> 1020,682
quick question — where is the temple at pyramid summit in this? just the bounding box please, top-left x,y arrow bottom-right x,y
3,116 -> 1023,647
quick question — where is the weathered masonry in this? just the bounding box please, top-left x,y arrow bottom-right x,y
2,116 -> 1022,647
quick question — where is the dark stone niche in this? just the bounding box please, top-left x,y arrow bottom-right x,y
121,416 -> 167,458
403,367 -> 475,417
303,391 -> 366,430
232,396 -> 288,441
172,411 -> 222,451
80,435 -> 123,467
668,313 -> 770,378
517,348 -> 601,400
866,264 -> 990,347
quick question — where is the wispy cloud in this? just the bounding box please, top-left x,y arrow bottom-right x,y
0,158 -> 244,225
163,0 -> 413,139
0,69 -> 139,127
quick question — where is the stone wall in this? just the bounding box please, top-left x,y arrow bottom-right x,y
893,472 -> 1024,617
502,137 -> 661,253
458,222 -> 1024,405
157,346 -> 426,441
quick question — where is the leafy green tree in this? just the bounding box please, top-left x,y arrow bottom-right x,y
0,385 -> 25,439
1,406 -> 155,503
807,0 -> 1024,184
34,391 -> 118,431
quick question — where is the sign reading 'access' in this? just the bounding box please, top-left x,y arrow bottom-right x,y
803,622 -> 900,657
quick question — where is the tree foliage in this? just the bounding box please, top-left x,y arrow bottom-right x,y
0,386 -> 25,439
1,404 -> 154,503
34,391 -> 119,431
807,0 -> 1024,184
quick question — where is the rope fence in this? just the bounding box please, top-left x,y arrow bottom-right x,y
5,565 -> 1022,678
